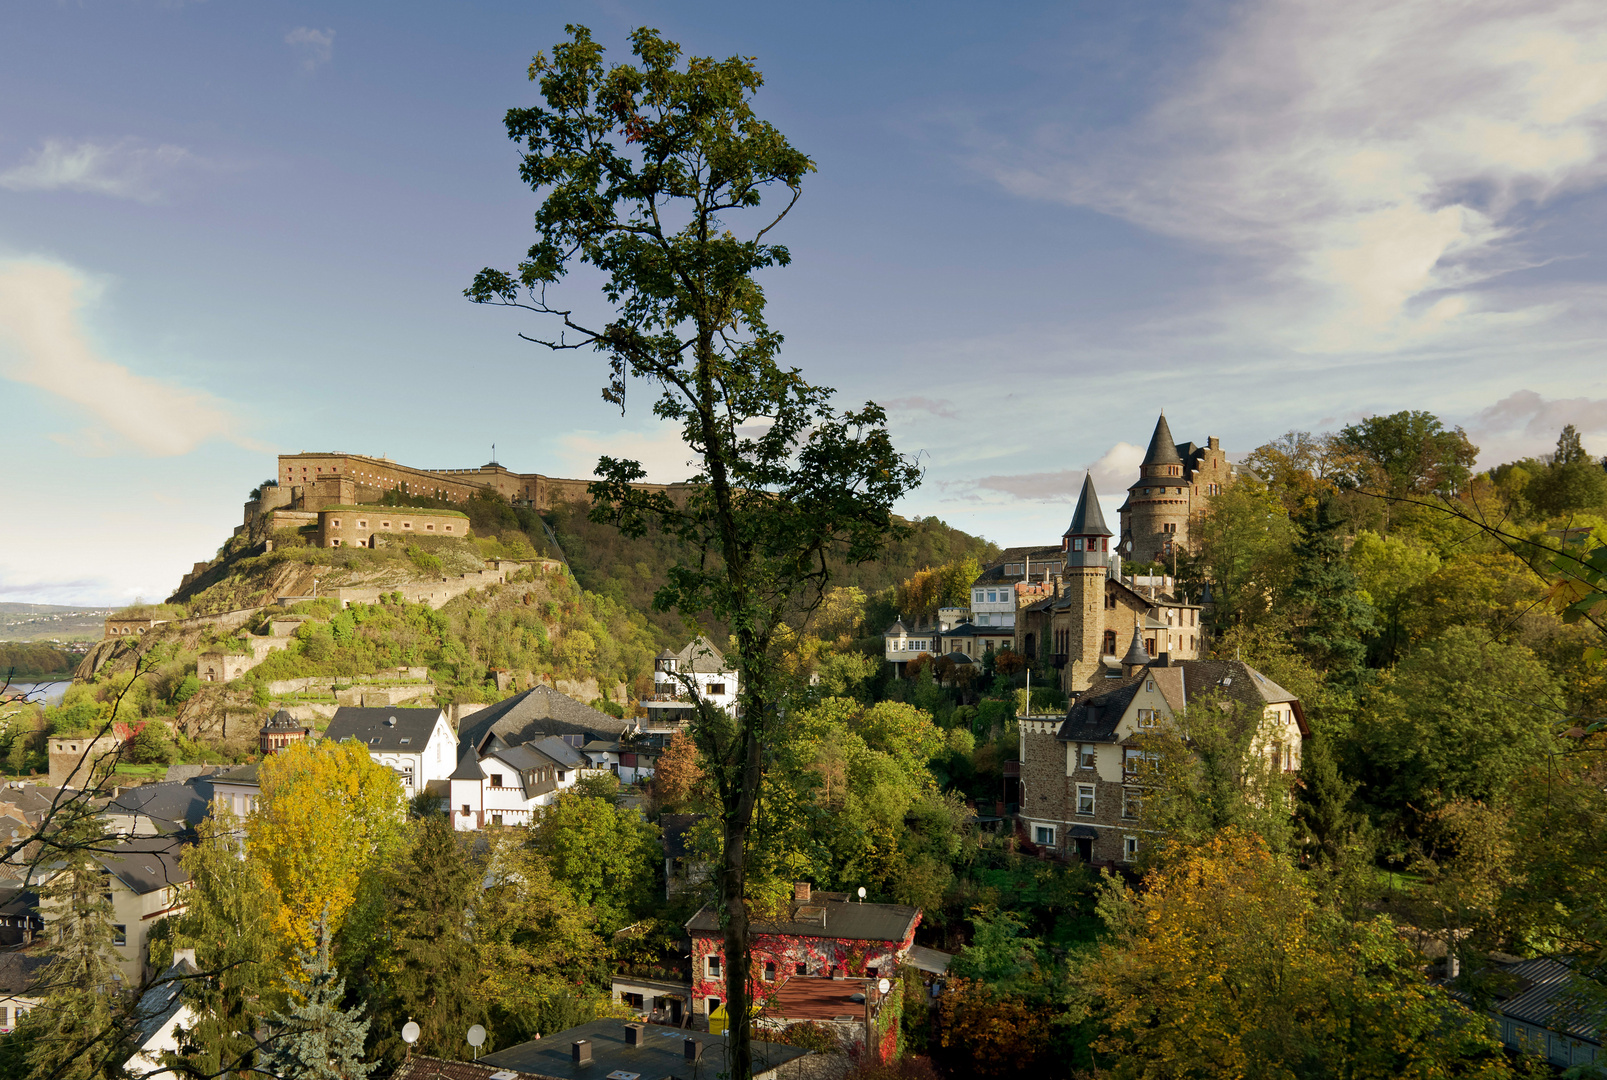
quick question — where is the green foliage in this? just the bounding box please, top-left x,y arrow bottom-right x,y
265,920 -> 377,1080
1332,409 -> 1480,506
1287,493 -> 1377,680
127,720 -> 175,764
0,642 -> 75,678
529,791 -> 659,933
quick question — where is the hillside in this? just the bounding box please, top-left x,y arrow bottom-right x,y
0,602 -> 114,642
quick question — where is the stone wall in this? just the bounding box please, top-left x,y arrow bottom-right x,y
48,734 -> 123,789
317,505 -> 470,549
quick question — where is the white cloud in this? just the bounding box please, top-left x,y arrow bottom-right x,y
981,0 -> 1607,352
1468,388 -> 1607,461
0,259 -> 257,457
285,26 -> 335,72
972,440 -> 1143,503
554,427 -> 696,485
0,138 -> 193,202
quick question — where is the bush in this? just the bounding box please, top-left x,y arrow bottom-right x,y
128,722 -> 176,765
777,1021 -> 840,1054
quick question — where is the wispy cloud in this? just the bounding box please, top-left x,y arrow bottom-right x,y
0,259 -> 259,457
977,0 -> 1607,353
974,440 -> 1143,502
1469,388 -> 1607,460
883,395 -> 960,421
0,138 -> 194,202
285,26 -> 335,72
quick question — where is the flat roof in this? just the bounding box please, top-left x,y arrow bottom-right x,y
477,1018 -> 810,1080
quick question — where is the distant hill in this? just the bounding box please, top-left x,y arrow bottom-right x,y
0,603 -> 113,642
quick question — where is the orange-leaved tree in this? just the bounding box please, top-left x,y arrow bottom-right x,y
246,738 -> 406,956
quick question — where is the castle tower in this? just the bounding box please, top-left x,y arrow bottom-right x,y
1060,472 -> 1113,694
1121,413 -> 1193,565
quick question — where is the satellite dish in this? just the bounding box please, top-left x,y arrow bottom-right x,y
857,886 -> 867,900
878,978 -> 891,995
401,1021 -> 420,1045
467,1025 -> 487,1048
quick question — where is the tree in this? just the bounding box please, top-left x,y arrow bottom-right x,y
1332,410 -> 1479,530
652,729 -> 702,812
374,818 -> 484,1062
1346,626 -> 1562,835
1287,493 -> 1376,679
25,817 -> 124,1080
1085,831 -> 1511,1079
466,27 -> 920,1076
529,790 -> 658,933
246,739 -> 406,957
1179,477 -> 1296,633
171,806 -> 280,1078
1349,529 -> 1441,666
263,919 -> 376,1080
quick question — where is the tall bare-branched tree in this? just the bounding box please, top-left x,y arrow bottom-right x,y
467,25 -> 919,1076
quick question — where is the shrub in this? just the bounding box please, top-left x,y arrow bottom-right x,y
777,1021 -> 839,1054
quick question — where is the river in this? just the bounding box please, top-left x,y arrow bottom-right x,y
2,680 -> 70,706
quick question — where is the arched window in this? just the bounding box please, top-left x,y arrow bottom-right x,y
1103,630 -> 1117,655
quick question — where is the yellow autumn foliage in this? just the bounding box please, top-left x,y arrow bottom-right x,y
246,738 -> 406,955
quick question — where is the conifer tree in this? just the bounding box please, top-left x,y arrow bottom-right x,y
264,919 -> 375,1080
170,806 -> 279,1077
25,817 -> 125,1080
1287,493 -> 1376,680
375,818 -> 483,1061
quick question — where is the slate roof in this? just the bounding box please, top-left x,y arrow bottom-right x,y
1058,672 -> 1147,744
0,783 -> 72,824
1057,658 -> 1308,743
132,957 -> 198,1046
448,743 -> 485,782
94,836 -> 189,896
1142,413 -> 1183,466
906,945 -> 953,975
460,686 -> 632,753
883,619 -> 909,637
475,1020 -> 810,1080
212,762 -> 260,787
972,548 -> 1066,587
0,951 -> 48,995
106,779 -> 214,832
163,764 -> 225,784
324,707 -> 444,753
686,899 -> 919,943
1063,472 -> 1113,538
667,635 -> 731,674
260,709 -> 307,734
1121,627 -> 1151,667
532,735 -> 584,770
940,621 -> 1014,639
1177,660 -> 1307,734
1459,957 -> 1604,1045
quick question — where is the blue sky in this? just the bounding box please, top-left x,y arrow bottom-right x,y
2,0 -> 1606,604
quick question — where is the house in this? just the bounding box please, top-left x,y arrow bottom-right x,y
0,883 -> 41,947
322,706 -> 457,798
458,685 -> 633,752
448,734 -> 585,830
755,974 -> 901,1059
37,837 -> 192,984
1458,956 -> 1603,1069
0,951 -> 47,1033
642,637 -> 740,729
456,1018 -> 810,1080
686,882 -> 919,1026
1018,645 -> 1307,865
259,709 -> 312,754
662,813 -> 707,897
104,777 -> 215,837
124,950 -> 201,1079
209,762 -> 261,819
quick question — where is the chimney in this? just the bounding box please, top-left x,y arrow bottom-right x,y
624,1023 -> 644,1047
572,1039 -> 592,1065
794,881 -> 811,902
1208,436 -> 1220,451
685,1039 -> 705,1062
172,947 -> 196,968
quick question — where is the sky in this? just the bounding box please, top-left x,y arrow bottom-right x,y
2,0 -> 1606,605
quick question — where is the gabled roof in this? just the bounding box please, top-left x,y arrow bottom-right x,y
448,743 -> 484,782
686,898 -> 919,943
1057,657 -> 1308,744
1063,472 -> 1112,538
1477,957 -> 1604,1044
132,956 -> 199,1047
1058,672 -> 1146,744
1143,413 -> 1183,466
324,707 -> 445,754
0,951 -> 48,996
662,813 -> 702,859
532,735 -> 584,769
471,1020 -> 809,1080
106,779 -> 213,833
669,635 -> 730,674
95,837 -> 189,896
460,686 -> 632,753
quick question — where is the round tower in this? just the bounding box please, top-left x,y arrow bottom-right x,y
1121,413 -> 1192,565
1060,472 -> 1112,693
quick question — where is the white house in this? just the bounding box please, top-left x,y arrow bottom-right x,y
641,637 -> 739,729
124,951 -> 201,1079
449,734 -> 590,830
322,706 -> 457,799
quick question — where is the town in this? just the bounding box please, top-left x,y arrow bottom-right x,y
3,9 -> 1605,1080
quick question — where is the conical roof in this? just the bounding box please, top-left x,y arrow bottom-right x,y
1121,625 -> 1151,667
1062,472 -> 1112,538
1143,413 -> 1183,466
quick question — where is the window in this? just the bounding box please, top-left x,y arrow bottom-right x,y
403,521 -> 413,529
557,771 -> 566,781
490,773 -> 504,787
461,804 -> 471,816
1076,784 -> 1095,815
1125,835 -> 1140,859
399,737 -> 411,746
796,963 -> 808,975
709,683 -> 726,695
708,955 -> 722,978
331,519 -> 341,527
358,520 -> 367,528
1079,744 -> 1096,769
382,521 -> 391,528
622,992 -> 645,1009
1122,788 -> 1142,819
426,523 -> 435,531
974,589 -> 985,604
1145,678 -> 1154,692
1137,708 -> 1156,728
1124,748 -> 1142,775
113,925 -> 127,948
764,961 -> 777,981
444,525 -> 453,532
1072,538 -> 1084,551
1034,825 -> 1055,846
491,814 -> 503,826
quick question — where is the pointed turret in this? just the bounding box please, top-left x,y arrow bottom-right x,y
1121,624 -> 1150,676
1143,412 -> 1183,467
1062,472 -> 1113,540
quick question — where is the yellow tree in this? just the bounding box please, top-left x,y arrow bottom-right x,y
246,739 -> 405,955
1086,830 -> 1510,1080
